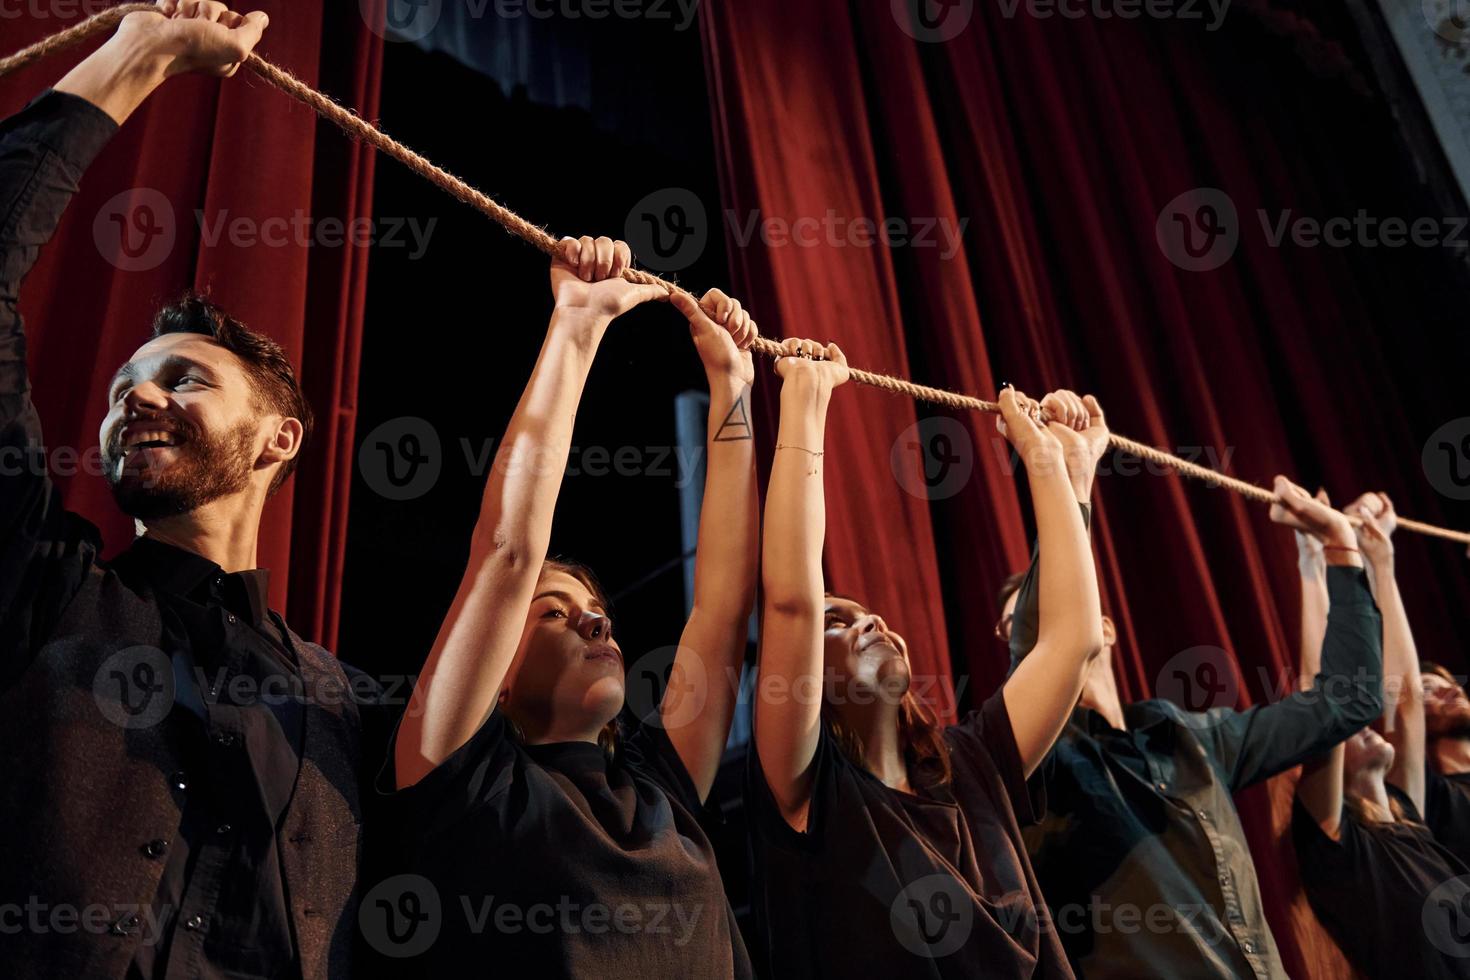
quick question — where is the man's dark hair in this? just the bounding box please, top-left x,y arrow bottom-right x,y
997,571 -> 1026,615
151,293 -> 313,496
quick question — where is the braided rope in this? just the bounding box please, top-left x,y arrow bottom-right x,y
4,3 -> 1467,546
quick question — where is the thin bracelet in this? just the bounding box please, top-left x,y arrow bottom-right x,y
1322,545 -> 1360,553
776,444 -> 824,474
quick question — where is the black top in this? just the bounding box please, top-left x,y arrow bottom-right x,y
380,709 -> 752,978
1294,787 -> 1470,979
110,539 -> 305,980
1426,767 -> 1470,869
1,90 -> 376,980
1008,508 -> 1384,980
745,688 -> 1073,979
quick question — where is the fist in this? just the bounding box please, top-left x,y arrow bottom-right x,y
673,288 -> 757,385
121,1 -> 270,79
550,236 -> 668,320
995,386 -> 1063,470
1346,491 -> 1396,567
1269,476 -> 1355,549
773,338 -> 849,389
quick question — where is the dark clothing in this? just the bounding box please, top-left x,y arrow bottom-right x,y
1010,508 -> 1383,980
1,90 -> 373,979
1426,766 -> 1470,869
1293,788 -> 1470,979
381,709 -> 753,978
745,688 -> 1074,979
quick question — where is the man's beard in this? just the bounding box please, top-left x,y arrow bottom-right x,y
1427,699 -> 1470,742
104,417 -> 257,521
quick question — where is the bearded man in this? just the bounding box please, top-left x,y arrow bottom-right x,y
1419,661 -> 1470,865
0,4 -> 378,978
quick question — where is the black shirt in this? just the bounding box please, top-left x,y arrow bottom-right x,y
1426,766 -> 1470,869
1,90 -> 376,980
1293,787 -> 1470,979
745,689 -> 1073,979
1008,509 -> 1384,980
112,538 -> 305,980
380,709 -> 753,978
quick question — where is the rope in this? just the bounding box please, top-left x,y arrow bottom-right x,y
4,3 -> 1468,546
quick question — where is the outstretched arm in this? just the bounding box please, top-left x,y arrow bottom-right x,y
1,1 -> 266,664
1290,492 -> 1345,837
753,339 -> 848,831
56,2 -> 269,125
998,389 -> 1105,776
1350,494 -> 1424,812
1281,481 -> 1375,838
665,289 -> 759,801
395,239 -> 666,788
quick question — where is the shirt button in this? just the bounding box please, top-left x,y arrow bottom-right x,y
1156,782 -> 1167,792
1197,809 -> 1209,820
110,913 -> 140,936
169,771 -> 188,791
216,823 -> 233,835
184,914 -> 205,932
213,732 -> 235,748
226,613 -> 237,624
1243,940 -> 1257,954
1219,871 -> 1231,885
142,838 -> 168,859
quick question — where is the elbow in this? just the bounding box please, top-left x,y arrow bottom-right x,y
467,523 -> 537,579
765,594 -> 818,621
1336,678 -> 1384,732
1072,623 -> 1106,668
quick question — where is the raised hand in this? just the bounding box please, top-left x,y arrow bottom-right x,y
1346,491 -> 1396,571
1039,390 -> 1108,503
1295,489 -> 1331,580
672,288 -> 756,387
120,1 -> 270,78
995,387 -> 1064,475
773,337 -> 849,390
549,236 -> 669,324
1269,476 -> 1358,557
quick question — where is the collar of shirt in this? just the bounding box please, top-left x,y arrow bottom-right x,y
109,535 -> 271,629
1073,701 -> 1178,751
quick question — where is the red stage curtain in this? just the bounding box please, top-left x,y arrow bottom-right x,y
0,5 -> 382,651
703,2 -> 1466,976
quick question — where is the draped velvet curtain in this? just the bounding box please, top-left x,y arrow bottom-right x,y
702,2 -> 1470,976
0,4 -> 383,650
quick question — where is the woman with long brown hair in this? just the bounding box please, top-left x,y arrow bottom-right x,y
746,336 -> 1106,978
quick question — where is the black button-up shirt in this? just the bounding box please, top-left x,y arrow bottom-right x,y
1008,506 -> 1383,979
111,538 -> 306,980
1,89 -> 361,980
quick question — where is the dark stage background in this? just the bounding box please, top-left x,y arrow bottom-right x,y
4,2 -> 1470,976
